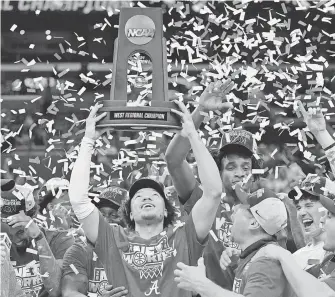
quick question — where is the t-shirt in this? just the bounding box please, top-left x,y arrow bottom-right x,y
233,240 -> 295,297
293,241 -> 326,270
183,183 -> 238,290
62,241 -> 109,297
94,211 -> 206,297
10,229 -> 74,297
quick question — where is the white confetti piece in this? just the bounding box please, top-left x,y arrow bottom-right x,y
10,24 -> 17,31
26,248 -> 38,255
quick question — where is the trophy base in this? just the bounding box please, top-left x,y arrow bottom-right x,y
96,100 -> 182,131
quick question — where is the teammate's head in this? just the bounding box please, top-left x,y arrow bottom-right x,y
288,175 -> 329,240
231,188 -> 287,249
93,186 -> 127,225
1,179 -> 38,252
120,178 -> 176,230
212,130 -> 259,197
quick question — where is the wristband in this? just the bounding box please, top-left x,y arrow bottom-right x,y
33,231 -> 44,242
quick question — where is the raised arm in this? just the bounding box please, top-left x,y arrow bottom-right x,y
297,101 -> 335,175
69,104 -> 107,244
171,101 -> 222,242
261,244 -> 335,297
165,80 -> 233,203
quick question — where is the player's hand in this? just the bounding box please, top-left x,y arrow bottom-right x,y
174,257 -> 207,294
297,101 -> 326,136
219,247 -> 241,270
198,80 -> 234,112
0,243 -> 9,265
6,211 -> 41,239
102,285 -> 128,297
85,103 -> 108,141
171,100 -> 197,138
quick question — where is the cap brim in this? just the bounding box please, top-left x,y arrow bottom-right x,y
1,179 -> 15,192
320,195 -> 335,214
288,188 -> 318,200
220,143 -> 253,156
94,198 -> 120,210
129,179 -> 166,200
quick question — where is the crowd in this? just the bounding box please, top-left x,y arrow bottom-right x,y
1,81 -> 335,297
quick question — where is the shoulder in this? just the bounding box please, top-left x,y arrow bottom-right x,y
248,257 -> 283,277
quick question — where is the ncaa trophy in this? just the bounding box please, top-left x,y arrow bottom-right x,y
97,7 -> 181,130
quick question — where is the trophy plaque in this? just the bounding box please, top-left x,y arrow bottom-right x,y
97,7 -> 181,131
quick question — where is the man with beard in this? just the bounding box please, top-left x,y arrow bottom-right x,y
165,80 -> 304,289
68,101 -> 223,297
1,179 -> 74,297
288,174 -> 327,271
61,186 -> 128,297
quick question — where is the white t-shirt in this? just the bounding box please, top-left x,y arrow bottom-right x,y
293,241 -> 326,270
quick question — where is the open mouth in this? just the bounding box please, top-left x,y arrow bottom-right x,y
142,203 -> 154,209
302,219 -> 314,228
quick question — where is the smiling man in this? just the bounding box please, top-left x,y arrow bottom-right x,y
288,175 -> 327,271
68,102 -> 223,297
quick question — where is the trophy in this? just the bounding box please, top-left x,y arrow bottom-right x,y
97,7 -> 181,131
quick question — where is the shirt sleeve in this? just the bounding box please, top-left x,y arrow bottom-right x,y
62,242 -> 89,277
323,271 -> 335,291
182,182 -> 203,215
183,211 -> 208,266
324,144 -> 335,176
46,230 -> 75,260
243,258 -> 287,297
94,212 -> 118,266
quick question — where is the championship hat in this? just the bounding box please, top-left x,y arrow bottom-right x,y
129,178 -> 167,201
288,174 -> 335,202
247,188 -> 288,236
219,130 -> 257,156
1,179 -> 35,218
93,186 -> 128,210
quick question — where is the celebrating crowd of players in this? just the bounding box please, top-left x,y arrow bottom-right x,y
2,82 -> 335,297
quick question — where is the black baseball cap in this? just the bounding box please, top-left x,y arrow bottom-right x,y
93,186 -> 128,210
219,130 -> 256,156
129,178 -> 166,201
1,179 -> 15,192
1,179 -> 35,218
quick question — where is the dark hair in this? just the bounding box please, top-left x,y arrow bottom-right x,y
211,146 -> 261,179
119,195 -> 177,230
293,194 -> 320,206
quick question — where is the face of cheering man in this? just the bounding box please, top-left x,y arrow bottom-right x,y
220,152 -> 253,201
295,196 -> 324,239
130,188 -> 167,226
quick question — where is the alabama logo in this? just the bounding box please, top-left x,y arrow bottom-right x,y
122,235 -> 174,279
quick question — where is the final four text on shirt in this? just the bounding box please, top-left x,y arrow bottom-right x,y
111,111 -> 168,121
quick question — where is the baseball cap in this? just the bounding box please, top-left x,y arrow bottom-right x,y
1,179 -> 15,192
247,188 -> 288,236
93,186 -> 128,210
288,174 -> 335,201
1,180 -> 35,218
219,130 -> 256,156
129,178 -> 166,201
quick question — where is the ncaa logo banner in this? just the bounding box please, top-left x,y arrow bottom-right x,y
125,15 -> 155,45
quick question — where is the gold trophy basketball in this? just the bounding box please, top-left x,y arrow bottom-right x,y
97,7 -> 181,130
